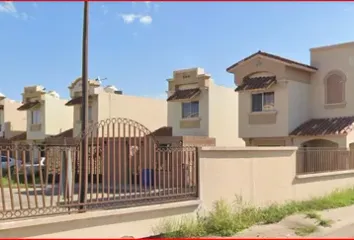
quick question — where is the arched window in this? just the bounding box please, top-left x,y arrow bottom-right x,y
324,71 -> 346,105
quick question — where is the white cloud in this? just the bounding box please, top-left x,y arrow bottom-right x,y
0,1 -> 32,20
139,15 -> 152,25
120,14 -> 152,25
119,1 -> 157,26
120,14 -> 139,24
0,1 -> 16,14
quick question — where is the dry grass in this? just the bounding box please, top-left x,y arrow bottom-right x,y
155,187 -> 354,237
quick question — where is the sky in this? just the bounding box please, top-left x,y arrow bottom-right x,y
0,1 -> 354,101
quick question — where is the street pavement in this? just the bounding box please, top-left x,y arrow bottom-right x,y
324,223 -> 354,237
236,205 -> 354,238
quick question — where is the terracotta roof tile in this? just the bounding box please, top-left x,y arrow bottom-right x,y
10,132 -> 27,141
290,116 -> 354,136
235,76 -> 276,91
65,96 -> 83,106
167,88 -> 201,101
17,101 -> 40,111
149,126 -> 172,136
65,96 -> 93,106
44,128 -> 76,145
226,51 -> 317,72
51,128 -> 74,139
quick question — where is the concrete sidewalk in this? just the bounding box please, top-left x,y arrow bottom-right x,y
323,223 -> 354,237
233,205 -> 354,238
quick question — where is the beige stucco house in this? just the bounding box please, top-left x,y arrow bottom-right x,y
167,68 -> 245,147
0,93 -> 26,139
227,41 -> 354,149
64,78 -> 168,138
16,85 -> 73,144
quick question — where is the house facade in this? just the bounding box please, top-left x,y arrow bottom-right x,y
16,85 -> 73,143
227,41 -> 354,149
167,67 -> 245,147
0,93 -> 26,139
65,78 -> 168,138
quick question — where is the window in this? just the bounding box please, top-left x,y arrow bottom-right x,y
182,101 -> 199,119
252,92 -> 274,112
324,71 -> 346,105
80,106 -> 93,121
31,109 -> 41,124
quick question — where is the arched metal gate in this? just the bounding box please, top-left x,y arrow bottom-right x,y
0,118 -> 198,220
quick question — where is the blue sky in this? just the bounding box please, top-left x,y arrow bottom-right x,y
0,1 -> 354,101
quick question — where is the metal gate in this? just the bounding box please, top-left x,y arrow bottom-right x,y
0,118 -> 198,220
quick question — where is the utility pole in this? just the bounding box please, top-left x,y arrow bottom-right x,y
79,0 -> 89,212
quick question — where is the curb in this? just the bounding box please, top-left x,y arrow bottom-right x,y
309,218 -> 354,237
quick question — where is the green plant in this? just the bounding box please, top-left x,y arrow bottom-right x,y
294,224 -> 318,236
153,216 -> 206,238
203,199 -> 240,236
155,187 -> 354,237
317,218 -> 333,227
305,211 -> 321,219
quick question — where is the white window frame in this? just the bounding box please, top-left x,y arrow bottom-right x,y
251,92 -> 275,112
182,101 -> 199,119
31,109 -> 41,124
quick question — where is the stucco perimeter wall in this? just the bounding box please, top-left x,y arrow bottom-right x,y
5,147 -> 354,238
199,147 -> 354,210
1,201 -> 200,238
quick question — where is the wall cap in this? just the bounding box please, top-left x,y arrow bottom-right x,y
200,146 -> 298,151
296,170 -> 354,179
0,200 -> 201,232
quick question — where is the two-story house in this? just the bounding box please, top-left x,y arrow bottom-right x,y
0,93 -> 26,139
64,77 -> 168,138
16,85 -> 73,144
167,67 -> 245,147
227,41 -> 354,149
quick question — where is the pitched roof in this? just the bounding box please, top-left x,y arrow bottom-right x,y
50,128 -> 74,139
167,88 -> 201,102
65,96 -> 83,106
226,51 -> 317,72
10,132 -> 27,141
290,116 -> 354,136
148,126 -> 172,136
235,76 -> 276,92
65,96 -> 93,106
44,128 -> 76,145
17,101 -> 40,111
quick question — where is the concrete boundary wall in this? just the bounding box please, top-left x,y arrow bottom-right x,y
1,201 -> 200,238
199,147 -> 354,210
2,147 -> 354,238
